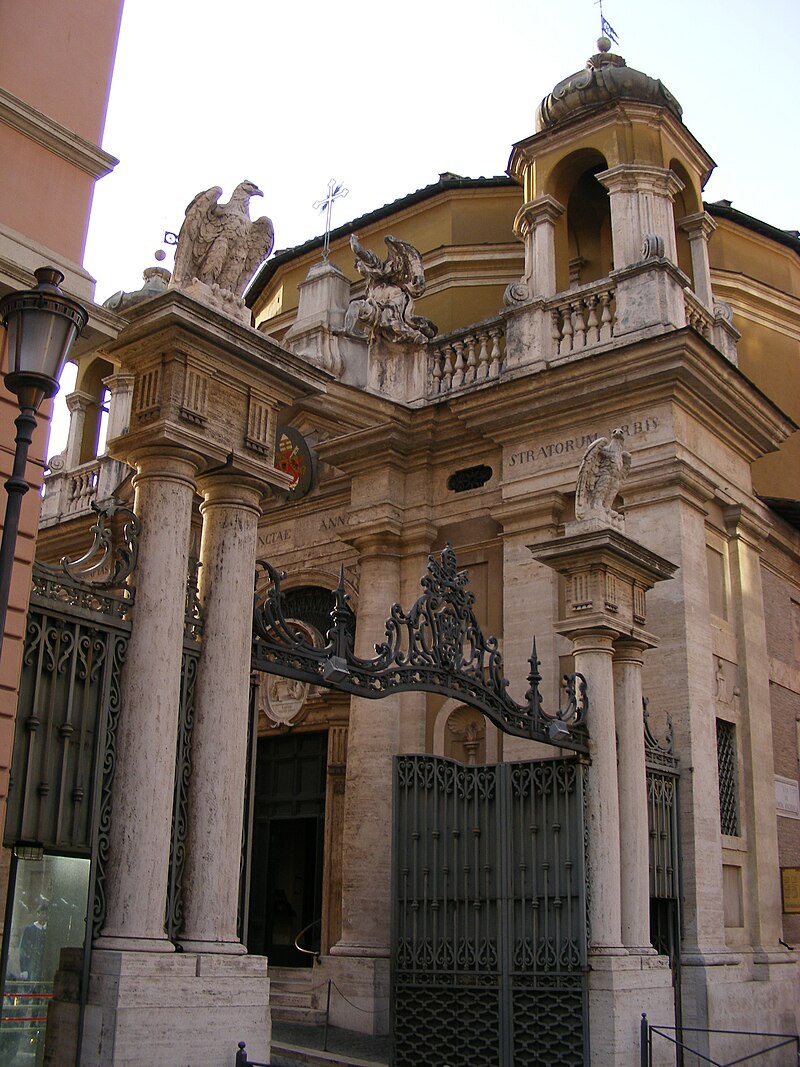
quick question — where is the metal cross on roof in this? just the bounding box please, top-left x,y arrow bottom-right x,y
313,179 -> 349,261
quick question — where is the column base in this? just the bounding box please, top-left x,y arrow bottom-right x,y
178,937 -> 247,955
588,949 -> 675,1066
45,948 -> 270,1067
313,954 -> 390,1035
92,933 -> 174,952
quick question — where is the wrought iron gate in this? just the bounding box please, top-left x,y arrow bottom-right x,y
392,754 -> 588,1067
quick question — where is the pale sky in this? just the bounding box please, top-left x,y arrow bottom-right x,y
51,0 -> 799,453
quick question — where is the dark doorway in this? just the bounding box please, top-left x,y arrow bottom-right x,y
247,732 -> 327,967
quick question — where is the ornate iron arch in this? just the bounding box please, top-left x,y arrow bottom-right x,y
252,544 -> 588,752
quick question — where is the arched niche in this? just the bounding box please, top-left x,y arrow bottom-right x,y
432,699 -> 499,766
74,355 -> 114,464
670,158 -> 701,286
550,148 -> 612,292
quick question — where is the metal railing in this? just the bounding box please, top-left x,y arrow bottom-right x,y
641,1013 -> 800,1066
234,1042 -> 271,1066
293,917 -> 321,960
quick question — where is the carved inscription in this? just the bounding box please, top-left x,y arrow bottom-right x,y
508,416 -> 659,469
320,514 -> 349,532
258,528 -> 291,551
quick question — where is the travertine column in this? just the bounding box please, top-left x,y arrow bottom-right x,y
678,211 -> 717,309
95,447 -> 201,950
63,390 -> 93,467
596,164 -> 684,268
179,473 -> 264,952
332,531 -> 401,956
614,637 -> 653,951
512,194 -> 565,298
572,629 -> 624,951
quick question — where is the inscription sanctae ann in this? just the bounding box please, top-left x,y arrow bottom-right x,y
507,417 -> 659,469
259,528 -> 292,549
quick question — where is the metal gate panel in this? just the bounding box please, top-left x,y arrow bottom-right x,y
392,755 -> 587,1067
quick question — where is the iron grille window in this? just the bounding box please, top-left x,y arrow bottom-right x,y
716,718 -> 740,836
447,464 -> 493,492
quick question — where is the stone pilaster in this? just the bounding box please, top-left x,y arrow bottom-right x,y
596,164 -> 684,268
63,390 -> 94,467
512,194 -> 565,298
723,505 -> 786,958
677,211 -> 717,310
102,371 -> 136,443
332,528 -> 402,958
614,637 -> 653,951
95,446 -> 202,951
179,471 -> 266,953
574,627 -> 624,951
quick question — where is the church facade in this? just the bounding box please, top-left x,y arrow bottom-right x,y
4,40 -> 799,1067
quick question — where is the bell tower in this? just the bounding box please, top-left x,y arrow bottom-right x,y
505,37 -> 735,360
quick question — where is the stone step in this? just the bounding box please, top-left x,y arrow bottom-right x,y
271,1005 -> 328,1026
271,990 -> 317,1008
271,1043 -> 386,1067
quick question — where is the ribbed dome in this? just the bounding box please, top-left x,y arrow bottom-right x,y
536,41 -> 683,131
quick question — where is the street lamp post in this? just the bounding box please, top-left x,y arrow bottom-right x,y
0,267 -> 88,655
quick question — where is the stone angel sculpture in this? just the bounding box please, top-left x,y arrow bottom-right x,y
170,180 -> 274,300
575,428 -> 631,527
344,234 -> 437,345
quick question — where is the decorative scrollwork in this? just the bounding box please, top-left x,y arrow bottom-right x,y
33,498 -> 140,618
253,544 -> 588,750
643,697 -> 678,771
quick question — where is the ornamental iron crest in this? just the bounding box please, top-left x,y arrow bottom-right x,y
32,498 -> 140,618
253,544 -> 588,751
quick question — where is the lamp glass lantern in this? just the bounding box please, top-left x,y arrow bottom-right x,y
0,267 -> 88,656
1,266 -> 88,411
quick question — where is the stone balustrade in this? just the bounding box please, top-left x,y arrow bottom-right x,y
684,289 -> 713,340
41,456 -> 130,527
549,282 -> 617,357
428,319 -> 505,397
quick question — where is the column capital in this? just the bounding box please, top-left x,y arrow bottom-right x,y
197,467 -> 269,514
612,636 -> 651,663
513,194 -> 566,240
677,210 -> 717,241
530,526 -> 676,636
65,389 -> 95,414
723,502 -> 771,550
101,370 -> 136,393
127,444 -> 205,490
569,628 -> 617,655
596,163 -> 684,200
496,491 -> 566,538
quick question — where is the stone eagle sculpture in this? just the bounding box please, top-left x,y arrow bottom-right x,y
170,180 -> 274,300
344,234 -> 437,345
575,428 -> 632,526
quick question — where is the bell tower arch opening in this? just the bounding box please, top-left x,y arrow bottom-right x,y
551,148 -> 612,292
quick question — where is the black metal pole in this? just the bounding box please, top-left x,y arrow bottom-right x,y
0,405 -> 37,658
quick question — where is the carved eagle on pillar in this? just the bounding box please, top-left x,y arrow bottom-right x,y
170,180 -> 275,299
575,428 -> 632,525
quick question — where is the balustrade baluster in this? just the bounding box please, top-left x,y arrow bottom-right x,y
573,301 -> 587,350
561,304 -> 574,353
442,344 -> 455,393
452,341 -> 466,389
464,335 -> 477,385
431,350 -> 443,396
586,296 -> 600,344
599,292 -> 613,342
488,328 -> 502,377
551,310 -> 562,358
476,332 -> 490,381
